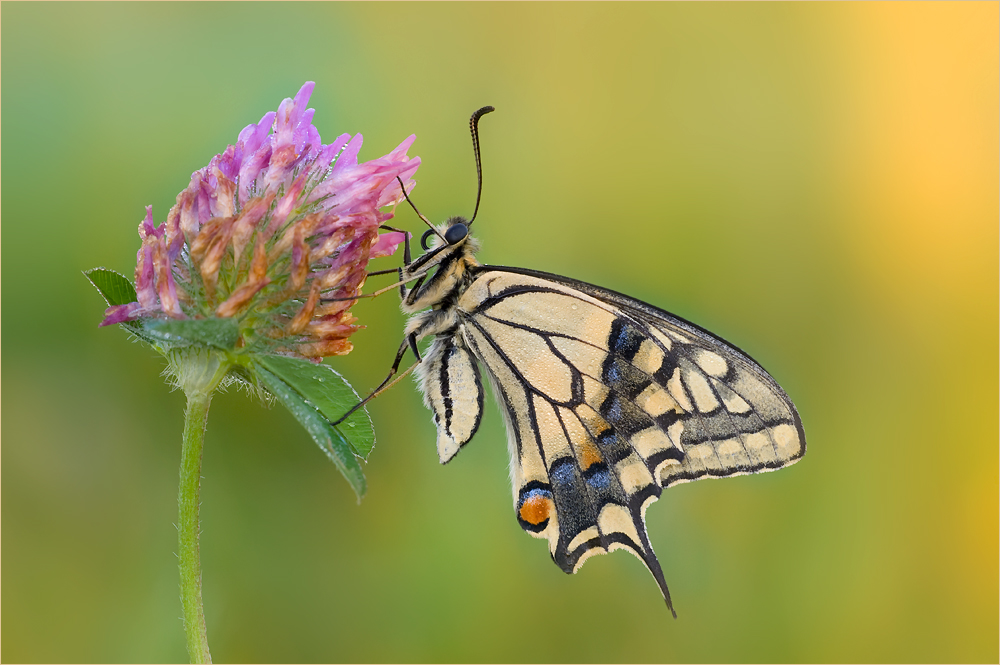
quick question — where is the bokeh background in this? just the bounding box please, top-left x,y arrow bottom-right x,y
2,3 -> 997,662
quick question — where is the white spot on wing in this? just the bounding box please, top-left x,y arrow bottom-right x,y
582,375 -> 609,407
744,430 -> 778,465
598,503 -> 641,544
647,327 -> 673,351
665,329 -> 693,344
633,340 -> 665,375
568,526 -> 600,554
616,456 -> 655,494
771,423 -> 801,461
695,349 -> 728,377
667,421 -> 685,453
666,367 -> 694,412
719,386 -> 752,414
572,545 -> 610,572
636,383 -> 678,418
684,368 -> 720,412
631,427 -> 676,460
687,443 -> 722,472
715,438 -> 751,469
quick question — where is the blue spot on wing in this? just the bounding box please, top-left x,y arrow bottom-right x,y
550,459 -> 576,486
584,465 -> 611,490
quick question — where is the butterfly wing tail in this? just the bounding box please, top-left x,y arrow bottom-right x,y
634,518 -> 678,618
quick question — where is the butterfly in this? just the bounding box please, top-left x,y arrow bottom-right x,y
344,106 -> 806,616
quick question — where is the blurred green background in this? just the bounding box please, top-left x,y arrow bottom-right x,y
3,2 -> 997,662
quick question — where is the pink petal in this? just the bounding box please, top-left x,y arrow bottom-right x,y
140,205 -> 157,237
332,134 -> 363,175
292,81 -> 315,119
371,231 -> 407,258
152,238 -> 183,317
135,240 -> 158,308
389,134 -> 417,159
99,302 -> 142,327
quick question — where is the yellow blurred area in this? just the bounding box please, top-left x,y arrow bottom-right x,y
834,3 -> 997,311
2,3 -> 996,662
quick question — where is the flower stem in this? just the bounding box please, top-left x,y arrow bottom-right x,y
178,388 -> 214,664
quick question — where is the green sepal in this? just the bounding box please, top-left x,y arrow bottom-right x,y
84,267 -> 138,306
254,361 -> 367,501
143,318 -> 240,351
255,354 -> 375,459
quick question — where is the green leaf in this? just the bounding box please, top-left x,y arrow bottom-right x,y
83,267 -> 155,341
143,318 -> 240,350
84,267 -> 138,306
255,354 -> 375,459
254,363 -> 367,500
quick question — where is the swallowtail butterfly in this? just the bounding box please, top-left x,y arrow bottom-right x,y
342,107 -> 805,616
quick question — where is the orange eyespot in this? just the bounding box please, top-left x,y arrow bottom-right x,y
519,494 -> 552,526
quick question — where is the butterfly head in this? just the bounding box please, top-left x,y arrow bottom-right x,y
420,215 -> 472,251
444,218 -> 469,245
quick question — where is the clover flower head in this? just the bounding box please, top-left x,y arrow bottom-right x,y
102,82 -> 418,359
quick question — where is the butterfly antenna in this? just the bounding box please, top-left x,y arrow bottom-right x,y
468,105 -> 495,226
396,176 -> 445,243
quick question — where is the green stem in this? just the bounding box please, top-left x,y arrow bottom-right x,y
172,349 -> 230,663
178,389 -> 214,664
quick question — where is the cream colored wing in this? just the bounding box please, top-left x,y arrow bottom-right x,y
454,267 -> 805,614
415,334 -> 485,464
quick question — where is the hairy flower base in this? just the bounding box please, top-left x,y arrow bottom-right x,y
167,348 -> 231,397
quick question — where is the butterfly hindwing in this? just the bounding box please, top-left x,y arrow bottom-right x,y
416,334 -> 485,464
460,314 -> 672,599
446,267 -> 804,610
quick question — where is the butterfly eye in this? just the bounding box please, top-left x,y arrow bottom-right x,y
420,229 -> 437,251
444,222 -> 468,245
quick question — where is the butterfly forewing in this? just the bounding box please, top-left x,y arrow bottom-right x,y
439,267 -> 803,608
475,267 -> 807,482
532,266 -> 807,485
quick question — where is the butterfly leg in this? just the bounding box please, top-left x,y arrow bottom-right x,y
324,277 -> 418,302
331,333 -> 419,426
368,224 -> 414,300
380,224 -> 413,264
391,225 -> 412,300
360,225 -> 429,302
